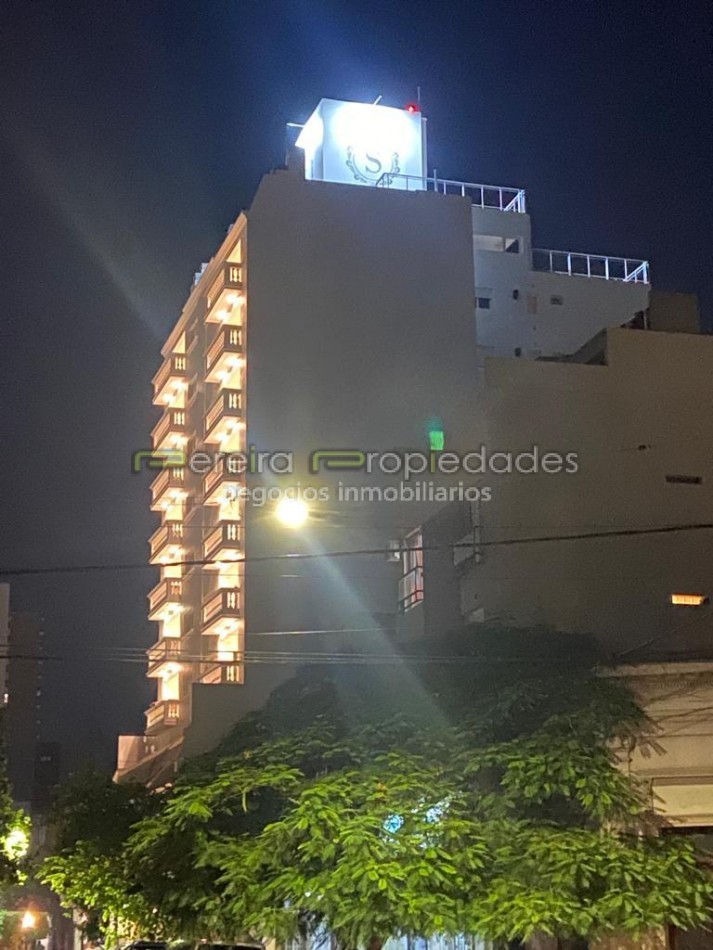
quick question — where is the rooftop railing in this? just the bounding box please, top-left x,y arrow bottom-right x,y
375,173 -> 527,213
532,248 -> 650,284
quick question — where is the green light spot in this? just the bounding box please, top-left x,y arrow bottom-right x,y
428,428 -> 445,452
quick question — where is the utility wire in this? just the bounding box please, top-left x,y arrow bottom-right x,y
3,521 -> 713,577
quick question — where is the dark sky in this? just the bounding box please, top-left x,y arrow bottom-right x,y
0,0 -> 711,773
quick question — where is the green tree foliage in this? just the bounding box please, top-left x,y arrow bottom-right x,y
39,769 -> 157,940
42,629 -> 713,944
0,709 -> 31,889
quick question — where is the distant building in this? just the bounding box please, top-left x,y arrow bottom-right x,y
0,583 -> 9,706
117,96 -> 657,784
6,611 -> 44,809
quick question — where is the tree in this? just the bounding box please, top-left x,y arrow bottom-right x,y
123,628 -> 713,945
38,769 -> 157,941
0,709 -> 30,890
42,628 -> 713,944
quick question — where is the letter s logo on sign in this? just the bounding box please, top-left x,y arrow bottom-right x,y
346,145 -> 399,185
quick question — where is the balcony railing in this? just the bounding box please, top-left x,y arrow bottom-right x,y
202,588 -> 242,635
151,409 -> 189,450
150,466 -> 188,510
532,248 -> 650,284
200,656 -> 244,684
147,577 -> 183,619
203,521 -> 243,564
145,699 -> 186,734
204,389 -> 243,442
205,327 -> 244,380
146,637 -> 181,675
203,457 -> 244,505
375,173 -> 527,212
153,354 -> 188,403
149,522 -> 185,561
206,263 -> 244,323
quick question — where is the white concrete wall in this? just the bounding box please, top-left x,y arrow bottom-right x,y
460,328 -> 713,657
472,202 -> 649,358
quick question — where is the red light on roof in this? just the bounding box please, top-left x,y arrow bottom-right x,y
405,102 -> 420,114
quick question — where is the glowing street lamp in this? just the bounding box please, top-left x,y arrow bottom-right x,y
275,497 -> 309,529
21,911 -> 36,930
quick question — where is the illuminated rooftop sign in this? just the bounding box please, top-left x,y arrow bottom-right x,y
296,98 -> 427,189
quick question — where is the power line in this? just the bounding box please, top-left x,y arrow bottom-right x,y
3,521 -> 713,578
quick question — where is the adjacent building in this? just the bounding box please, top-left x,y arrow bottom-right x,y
117,96 -> 655,784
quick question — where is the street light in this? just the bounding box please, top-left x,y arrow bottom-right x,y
21,911 -> 36,930
275,497 -> 309,529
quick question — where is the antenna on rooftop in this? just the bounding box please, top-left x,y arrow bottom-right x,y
373,95 -> 383,105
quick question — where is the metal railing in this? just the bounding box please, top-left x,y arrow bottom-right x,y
146,699 -> 184,731
202,587 -> 241,626
532,248 -> 650,284
375,173 -> 527,212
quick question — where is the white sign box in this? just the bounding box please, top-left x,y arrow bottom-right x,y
296,98 -> 427,189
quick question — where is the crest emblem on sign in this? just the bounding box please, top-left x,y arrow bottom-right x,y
346,146 -> 401,185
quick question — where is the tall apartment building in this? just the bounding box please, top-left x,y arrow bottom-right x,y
116,97 -> 654,784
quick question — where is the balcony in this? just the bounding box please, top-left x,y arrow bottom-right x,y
149,522 -> 186,564
147,577 -> 183,621
150,466 -> 189,511
205,327 -> 244,383
532,248 -> 650,284
203,457 -> 244,507
202,587 -> 242,637
147,637 -> 182,676
204,389 -> 244,443
151,409 -> 189,452
145,699 -> 187,735
205,263 -> 244,323
153,354 -> 188,405
200,656 -> 244,685
203,521 -> 243,567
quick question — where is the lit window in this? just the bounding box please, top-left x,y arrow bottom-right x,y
399,529 -> 424,612
476,297 -> 491,309
670,594 -> 709,607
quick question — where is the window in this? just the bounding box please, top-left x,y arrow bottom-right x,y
512,289 -> 520,300
399,529 -> 424,612
670,594 -> 709,607
473,235 -> 521,253
476,297 -> 491,309
550,295 -> 564,306
666,475 -> 703,485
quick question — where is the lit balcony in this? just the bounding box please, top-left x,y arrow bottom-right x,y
204,389 -> 244,443
146,637 -> 182,676
202,588 -> 242,637
147,577 -> 184,621
205,263 -> 244,323
151,409 -> 189,452
149,522 -> 186,564
203,457 -> 244,507
200,655 -> 244,685
153,354 -> 188,405
150,467 -> 189,511
205,327 -> 244,383
203,521 -> 243,567
145,699 -> 187,735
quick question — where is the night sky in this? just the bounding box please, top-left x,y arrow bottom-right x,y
0,0 -> 711,772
